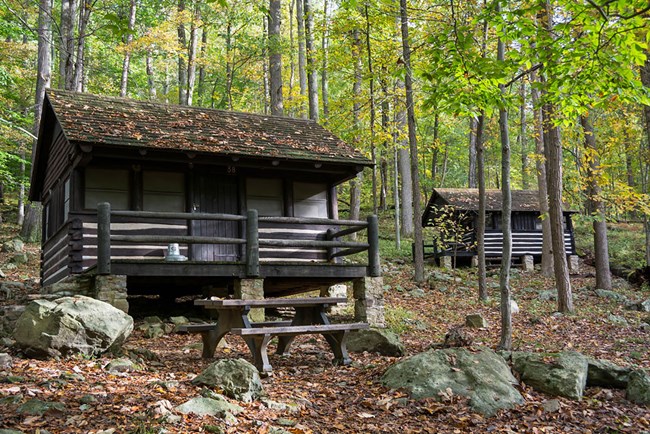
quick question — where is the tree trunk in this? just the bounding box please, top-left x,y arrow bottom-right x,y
225,21 -> 234,110
146,49 -> 156,99
476,112 -> 487,301
321,0 -> 329,121
119,0 -> 137,97
73,0 -> 91,92
197,27 -> 207,105
364,4 -> 377,214
580,113 -> 612,291
58,0 -> 76,90
262,17 -> 270,114
17,148 -> 25,225
23,0 -> 51,242
177,0 -> 188,105
349,26 -> 363,235
296,0 -> 307,118
641,52 -> 650,266
304,0 -> 318,121
349,173 -> 363,222
380,78 -> 390,211
186,3 -> 200,106
519,82 -> 529,189
497,21 -> 512,351
541,0 -> 573,313
394,146 -> 401,249
400,0 -> 423,283
268,0 -> 283,116
530,70 -> 553,276
468,118 -> 478,188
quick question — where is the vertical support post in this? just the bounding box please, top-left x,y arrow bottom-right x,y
367,215 -> 380,277
246,209 -> 260,277
97,202 -> 111,275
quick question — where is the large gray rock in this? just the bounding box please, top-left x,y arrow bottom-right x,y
2,239 -> 24,253
13,296 -> 133,358
0,352 -> 12,369
595,289 -> 628,303
175,396 -> 243,418
626,370 -> 650,405
512,351 -> 588,400
465,314 -> 488,328
587,359 -> 631,389
381,347 -> 523,416
347,328 -> 405,357
191,359 -> 263,402
626,299 -> 650,312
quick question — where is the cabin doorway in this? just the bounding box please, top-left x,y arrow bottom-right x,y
191,172 -> 239,261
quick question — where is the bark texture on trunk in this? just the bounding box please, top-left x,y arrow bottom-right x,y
73,0 -> 91,92
268,0 -> 284,116
186,3 -> 200,106
530,72 -> 554,277
296,0 -> 307,118
59,0 -> 76,90
321,0 -> 329,120
519,82 -> 529,189
400,0 -> 424,282
580,114 -> 612,291
476,113 -> 487,301
468,117 -> 478,188
304,0 -> 318,121
641,53 -> 650,266
177,0 -> 188,105
146,50 -> 156,99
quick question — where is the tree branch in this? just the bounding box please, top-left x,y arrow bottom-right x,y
505,63 -> 543,87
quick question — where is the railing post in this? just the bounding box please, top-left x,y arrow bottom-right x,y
246,209 -> 260,277
367,215 -> 380,277
97,202 -> 111,275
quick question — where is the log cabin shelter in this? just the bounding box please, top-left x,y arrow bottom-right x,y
421,188 -> 576,265
30,90 -> 380,307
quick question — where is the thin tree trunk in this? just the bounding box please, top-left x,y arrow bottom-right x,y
225,21 -> 234,110
396,80 -> 413,237
394,145 -> 401,249
349,27 -> 363,231
530,69 -> 553,276
519,81 -> 529,189
23,0 -> 51,242
177,0 -> 188,105
120,0 -> 137,97
497,18 -> 512,350
73,0 -> 91,92
17,148 -> 25,225
59,0 -> 76,90
304,0 -> 318,121
296,0 -> 307,117
146,49 -> 156,99
580,113 -> 612,291
321,0 -> 329,121
468,118 -> 478,188
380,77 -> 390,211
432,114 -> 439,182
197,27 -> 207,105
541,0 -> 573,313
268,0 -> 283,116
288,0 -> 295,108
400,0 -> 423,283
365,4 -> 377,214
186,2 -> 200,106
641,52 -> 650,266
477,113 -> 487,300
262,17 -> 270,114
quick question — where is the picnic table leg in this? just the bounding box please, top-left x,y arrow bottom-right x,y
277,306 -> 329,355
323,330 -> 352,366
201,309 -> 249,358
250,334 -> 273,372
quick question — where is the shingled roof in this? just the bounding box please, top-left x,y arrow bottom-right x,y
422,188 -> 573,226
44,90 -> 370,165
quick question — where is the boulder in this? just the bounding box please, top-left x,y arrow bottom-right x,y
608,314 -> 629,326
626,369 -> 650,405
175,396 -> 243,419
512,351 -> 588,400
10,253 -> 28,265
587,359 -> 631,389
169,316 -> 189,326
0,352 -> 12,369
626,299 -> 650,312
104,357 -> 139,373
595,289 -> 628,303
465,314 -> 488,328
2,239 -> 24,253
538,290 -> 557,301
346,328 -> 405,357
13,296 -> 133,358
191,359 -> 264,402
381,347 -> 523,416
17,399 -> 65,416
1,305 -> 26,337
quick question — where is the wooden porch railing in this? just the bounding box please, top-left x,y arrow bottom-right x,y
96,203 -> 380,278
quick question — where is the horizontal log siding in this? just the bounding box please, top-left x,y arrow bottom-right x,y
73,213 -> 189,270
41,219 -> 77,286
258,222 -> 331,263
43,125 -> 72,194
439,230 -> 575,257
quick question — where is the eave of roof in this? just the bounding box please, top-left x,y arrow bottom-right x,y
45,90 -> 372,166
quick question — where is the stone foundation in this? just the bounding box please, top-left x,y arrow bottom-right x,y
41,274 -> 129,313
320,284 -> 349,315
234,278 -> 265,322
353,276 -> 385,328
523,255 -> 534,272
568,255 -> 580,274
440,256 -> 453,270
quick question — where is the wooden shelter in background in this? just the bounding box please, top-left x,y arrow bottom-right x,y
420,188 -> 576,265
30,90 -> 381,312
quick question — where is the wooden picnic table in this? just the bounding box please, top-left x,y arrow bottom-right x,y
190,297 -> 368,372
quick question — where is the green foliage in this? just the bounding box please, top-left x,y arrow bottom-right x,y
574,218 -> 646,271
385,306 -> 415,334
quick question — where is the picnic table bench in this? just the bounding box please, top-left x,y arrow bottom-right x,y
187,297 -> 368,372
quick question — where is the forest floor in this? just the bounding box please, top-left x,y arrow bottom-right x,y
0,215 -> 649,433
